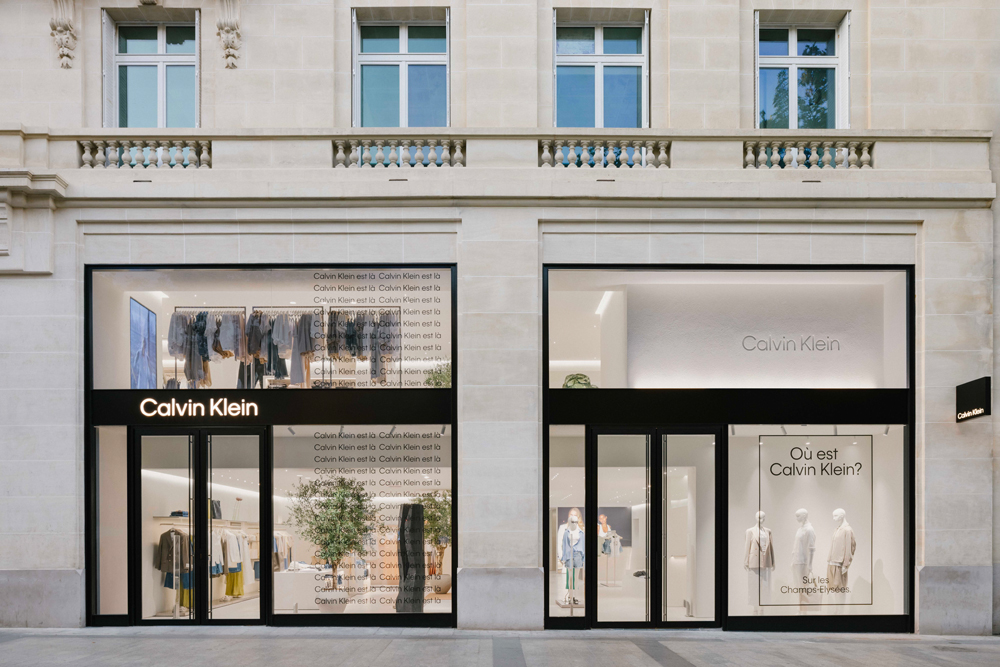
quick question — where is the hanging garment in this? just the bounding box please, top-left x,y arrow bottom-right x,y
225,569 -> 245,597
210,529 -> 225,576
355,311 -> 368,361
167,312 -> 190,358
264,321 -> 288,379
272,314 -> 294,358
163,572 -> 194,609
155,528 -> 192,574
290,314 -> 315,385
327,310 -> 340,359
370,312 -> 383,382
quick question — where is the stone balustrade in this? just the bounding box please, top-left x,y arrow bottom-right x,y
744,139 -> 873,169
540,138 -> 670,168
80,139 -> 211,169
333,138 -> 465,168
1,127 -> 985,175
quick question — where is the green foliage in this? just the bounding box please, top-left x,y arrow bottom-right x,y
424,362 -> 452,388
418,490 -> 452,570
562,373 -> 597,389
289,476 -> 374,572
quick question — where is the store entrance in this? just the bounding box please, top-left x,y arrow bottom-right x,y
131,426 -> 268,625
585,425 -> 723,629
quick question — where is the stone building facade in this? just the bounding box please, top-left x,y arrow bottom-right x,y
0,0 -> 998,635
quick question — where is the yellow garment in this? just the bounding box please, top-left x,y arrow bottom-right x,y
178,583 -> 193,609
225,570 -> 244,597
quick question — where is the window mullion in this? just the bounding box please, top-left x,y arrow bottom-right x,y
596,62 -> 603,129
400,61 -> 408,128
789,64 -> 797,130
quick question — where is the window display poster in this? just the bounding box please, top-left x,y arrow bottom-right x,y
129,298 -> 157,390
758,436 -> 872,606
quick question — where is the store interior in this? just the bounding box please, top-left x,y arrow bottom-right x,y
92,268 -> 451,391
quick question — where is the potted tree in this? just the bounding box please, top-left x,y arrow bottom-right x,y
418,490 -> 452,594
289,475 -> 374,613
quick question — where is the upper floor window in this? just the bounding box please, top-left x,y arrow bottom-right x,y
107,19 -> 199,128
353,13 -> 450,127
555,17 -> 648,128
756,19 -> 847,129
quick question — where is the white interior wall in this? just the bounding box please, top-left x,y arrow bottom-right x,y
600,290 -> 627,388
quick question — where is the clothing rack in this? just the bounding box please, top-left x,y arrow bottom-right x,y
170,306 -> 248,389
324,306 -> 403,387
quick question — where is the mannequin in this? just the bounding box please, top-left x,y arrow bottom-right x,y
560,515 -> 585,605
744,511 -> 774,612
598,514 -> 610,554
826,508 -> 856,597
790,508 -> 816,611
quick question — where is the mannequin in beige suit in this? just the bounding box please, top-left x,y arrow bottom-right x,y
827,508 -> 856,595
744,511 -> 775,610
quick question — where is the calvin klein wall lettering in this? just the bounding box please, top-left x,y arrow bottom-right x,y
139,397 -> 258,417
742,336 -> 842,352
956,376 -> 991,422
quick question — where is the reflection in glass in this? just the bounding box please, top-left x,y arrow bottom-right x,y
208,435 -> 261,620
141,435 -> 194,621
758,28 -> 788,56
549,425 -> 585,617
603,27 -> 642,55
798,68 -> 835,129
119,26 -> 157,54
360,25 -> 399,53
758,68 -> 789,129
119,65 -> 157,128
166,26 -> 196,54
166,65 -> 196,128
361,65 -> 400,127
556,66 -> 595,128
556,26 -> 595,55
408,65 -> 447,127
273,425 -> 452,614
663,434 -> 715,622
408,26 -> 447,53
596,434 -> 649,622
797,29 -> 836,56
96,426 -> 128,615
604,66 -> 642,129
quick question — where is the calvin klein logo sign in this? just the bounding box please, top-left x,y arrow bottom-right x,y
140,397 -> 259,418
742,335 -> 841,352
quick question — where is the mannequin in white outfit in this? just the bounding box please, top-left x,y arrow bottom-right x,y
826,508 -> 856,603
791,508 -> 816,612
562,516 -> 583,605
744,511 -> 774,613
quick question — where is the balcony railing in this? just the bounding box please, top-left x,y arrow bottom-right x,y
744,140 -> 872,169
334,138 -> 465,168
540,138 -> 671,168
0,127 -> 988,178
81,139 -> 211,169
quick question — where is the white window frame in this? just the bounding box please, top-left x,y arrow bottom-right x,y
754,15 -> 849,129
107,19 -> 199,128
553,14 -> 649,129
351,11 -> 451,128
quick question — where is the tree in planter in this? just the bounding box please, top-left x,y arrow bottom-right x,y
289,476 -> 374,588
423,362 -> 452,389
417,490 -> 452,572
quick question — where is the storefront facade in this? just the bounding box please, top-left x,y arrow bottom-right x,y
1,0 -> 1000,636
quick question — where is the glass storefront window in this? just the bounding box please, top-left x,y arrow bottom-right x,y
91,267 -> 452,390
548,425 -> 585,617
728,424 -> 906,617
548,269 -> 907,390
273,424 -> 452,614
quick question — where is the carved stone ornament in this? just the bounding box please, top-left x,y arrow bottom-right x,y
49,0 -> 76,69
217,0 -> 242,69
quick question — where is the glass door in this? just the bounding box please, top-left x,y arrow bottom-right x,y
586,425 -> 722,629
661,431 -> 717,625
590,430 -> 651,626
207,433 -> 263,621
133,427 -> 265,625
137,430 -> 197,622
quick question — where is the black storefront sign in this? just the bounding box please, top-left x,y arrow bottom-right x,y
956,377 -> 991,422
91,389 -> 452,426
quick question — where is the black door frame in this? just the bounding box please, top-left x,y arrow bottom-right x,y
129,425 -> 270,626
585,424 -> 726,629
